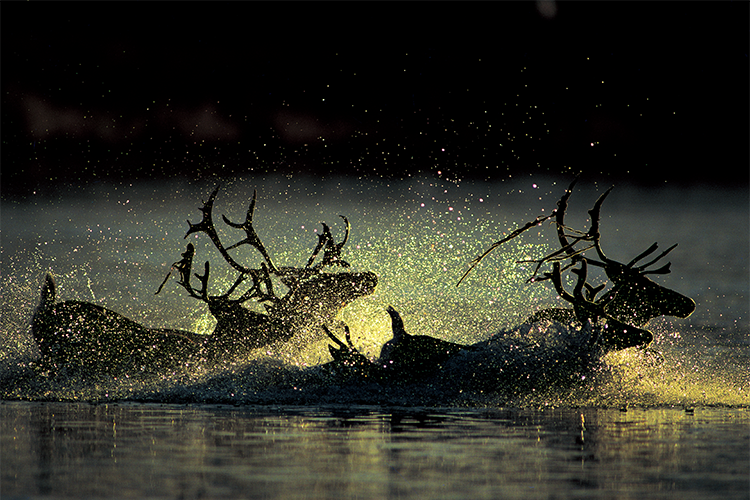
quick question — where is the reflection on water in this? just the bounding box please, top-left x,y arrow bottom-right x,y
2,402 -> 748,500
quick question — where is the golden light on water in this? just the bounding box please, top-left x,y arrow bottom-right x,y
0,176 -> 747,408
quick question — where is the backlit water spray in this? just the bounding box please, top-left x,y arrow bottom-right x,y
1,175 -> 747,408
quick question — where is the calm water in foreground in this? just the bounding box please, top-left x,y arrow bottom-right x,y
2,402 -> 748,500
1,175 -> 748,498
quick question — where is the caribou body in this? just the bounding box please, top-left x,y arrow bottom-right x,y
323,181 -> 696,384
30,187 -> 378,376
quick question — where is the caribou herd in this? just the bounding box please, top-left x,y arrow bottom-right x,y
28,180 -> 695,384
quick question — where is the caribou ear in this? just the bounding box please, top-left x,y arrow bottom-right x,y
40,274 -> 57,309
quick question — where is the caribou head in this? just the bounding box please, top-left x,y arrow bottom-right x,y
156,186 -> 378,352
30,186 -> 377,376
458,178 -> 695,351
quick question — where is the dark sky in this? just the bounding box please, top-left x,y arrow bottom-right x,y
2,2 -> 748,195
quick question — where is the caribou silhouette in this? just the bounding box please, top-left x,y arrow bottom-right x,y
31,187 -> 377,376
323,180 -> 696,383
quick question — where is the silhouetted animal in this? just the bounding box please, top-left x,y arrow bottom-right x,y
32,270 -> 377,377
29,187 -> 379,376
32,274 -> 203,375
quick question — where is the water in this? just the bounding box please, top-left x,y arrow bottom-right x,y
2,402 -> 748,500
1,174 -> 748,497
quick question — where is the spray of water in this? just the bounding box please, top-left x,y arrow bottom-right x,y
1,175 -> 747,407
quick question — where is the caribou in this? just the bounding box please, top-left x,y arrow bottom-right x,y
322,180 -> 696,383
31,187 -> 378,376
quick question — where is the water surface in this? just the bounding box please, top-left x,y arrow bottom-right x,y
2,402 -> 748,500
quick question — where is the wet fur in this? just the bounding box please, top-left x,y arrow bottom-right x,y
324,305 -> 656,385
31,272 -> 377,376
32,275 -> 205,374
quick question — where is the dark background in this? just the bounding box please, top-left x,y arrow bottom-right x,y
2,2 -> 748,196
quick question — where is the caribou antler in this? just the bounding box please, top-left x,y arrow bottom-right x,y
153,186 -> 378,352
306,216 -> 351,269
185,187 -> 279,274
155,186 -> 282,308
459,179 -> 696,338
154,187 -> 287,308
322,323 -> 383,379
155,241 -> 279,308
158,186 -> 362,311
457,178 -> 600,286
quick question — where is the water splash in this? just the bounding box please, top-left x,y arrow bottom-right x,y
1,175 -> 747,408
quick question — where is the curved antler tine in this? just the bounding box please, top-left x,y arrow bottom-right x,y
584,282 -> 606,302
343,324 -> 354,348
587,186 -> 614,261
570,258 -> 588,301
305,224 -> 330,268
555,178 -> 579,255
563,177 -> 580,199
626,242 -> 659,268
192,261 -> 210,301
248,189 -> 257,222
184,186 -> 258,274
185,185 -> 220,238
337,215 -> 350,251
642,262 -> 672,275
550,262 -> 575,303
221,190 -> 279,273
320,222 -> 333,243
319,219 -> 351,268
636,243 -> 678,272
223,189 -> 257,230
220,272 -> 248,299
